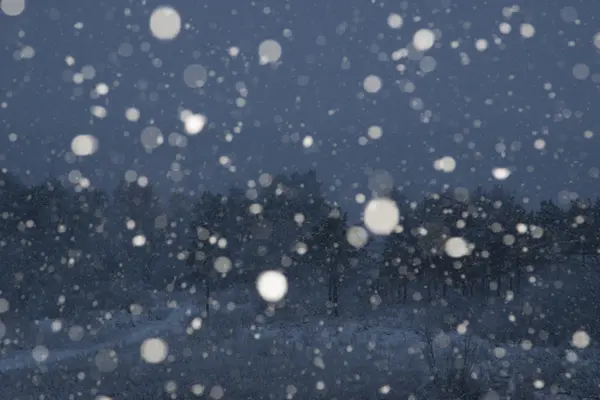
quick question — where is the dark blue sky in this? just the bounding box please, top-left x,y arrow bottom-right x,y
1,0 -> 599,213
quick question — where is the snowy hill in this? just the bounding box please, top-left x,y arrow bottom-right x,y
1,285 -> 598,400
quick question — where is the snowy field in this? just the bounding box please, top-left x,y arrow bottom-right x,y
1,285 -> 598,400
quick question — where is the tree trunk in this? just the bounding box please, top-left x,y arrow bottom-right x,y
515,262 -> 522,294
461,280 -> 468,297
480,276 -> 487,297
205,276 -> 210,321
400,280 -> 407,303
328,266 -> 339,317
496,275 -> 502,297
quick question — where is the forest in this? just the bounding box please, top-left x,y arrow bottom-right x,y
1,169 -> 599,344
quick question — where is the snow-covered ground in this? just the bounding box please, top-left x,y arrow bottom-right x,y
0,288 -> 596,399
0,301 -> 194,373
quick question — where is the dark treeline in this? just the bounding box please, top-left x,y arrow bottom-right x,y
1,169 -> 598,328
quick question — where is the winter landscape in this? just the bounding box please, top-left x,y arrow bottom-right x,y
1,170 -> 600,399
2,0 -> 600,399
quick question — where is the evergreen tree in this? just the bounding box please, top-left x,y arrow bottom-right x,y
382,191 -> 418,302
109,180 -> 164,286
186,191 -> 231,319
308,208 -> 357,316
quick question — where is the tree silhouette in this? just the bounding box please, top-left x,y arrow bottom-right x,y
308,208 -> 357,316
186,191 -> 233,320
5,167 -> 600,342
382,192 -> 420,303
110,180 -> 164,286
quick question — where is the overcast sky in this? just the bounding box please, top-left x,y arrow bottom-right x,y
1,0 -> 599,215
